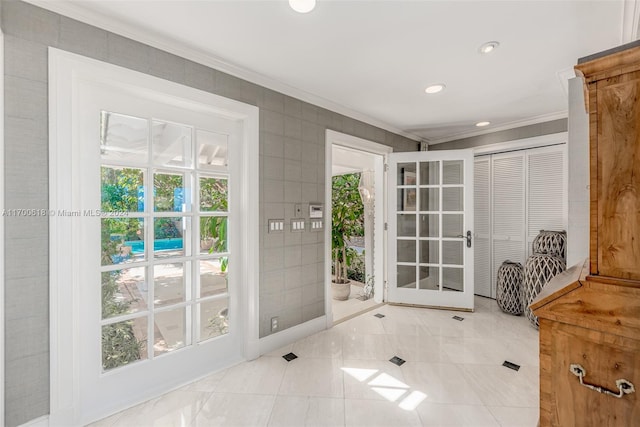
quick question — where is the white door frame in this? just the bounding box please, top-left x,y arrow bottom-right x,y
324,130 -> 392,327
48,48 -> 260,425
0,28 -> 5,425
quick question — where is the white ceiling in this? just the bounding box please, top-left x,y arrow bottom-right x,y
36,1 -> 634,143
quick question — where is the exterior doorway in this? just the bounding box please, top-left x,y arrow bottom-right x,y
324,131 -> 391,324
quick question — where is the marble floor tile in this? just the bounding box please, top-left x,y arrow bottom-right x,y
401,362 -> 484,405
462,365 -> 539,408
215,355 -> 288,395
279,357 -> 345,398
487,406 -> 539,427
292,329 -> 343,359
192,393 -> 275,426
268,396 -> 345,427
109,389 -> 210,427
342,359 -> 409,401
344,398 -> 422,427
415,402 -> 500,426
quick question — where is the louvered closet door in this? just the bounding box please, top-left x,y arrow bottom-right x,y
491,153 -> 526,298
474,158 -> 491,297
527,146 -> 567,256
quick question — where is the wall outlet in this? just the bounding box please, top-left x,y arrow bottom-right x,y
271,316 -> 279,331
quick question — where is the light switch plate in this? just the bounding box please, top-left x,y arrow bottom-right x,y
291,218 -> 305,232
268,219 -> 285,233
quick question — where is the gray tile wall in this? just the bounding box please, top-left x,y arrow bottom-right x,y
1,1 -> 418,425
429,118 -> 568,150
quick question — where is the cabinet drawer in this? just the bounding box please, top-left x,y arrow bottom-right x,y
548,322 -> 640,426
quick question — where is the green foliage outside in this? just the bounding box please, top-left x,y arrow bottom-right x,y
332,173 -> 364,284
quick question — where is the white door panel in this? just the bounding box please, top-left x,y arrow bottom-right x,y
388,150 -> 474,310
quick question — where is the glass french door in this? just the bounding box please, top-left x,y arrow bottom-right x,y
387,150 -> 475,310
75,81 -> 244,422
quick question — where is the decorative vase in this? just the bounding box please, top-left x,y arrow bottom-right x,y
496,260 -> 524,315
523,253 -> 566,328
532,230 -> 567,262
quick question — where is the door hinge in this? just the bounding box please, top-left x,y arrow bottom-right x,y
384,222 -> 388,231
384,163 -> 389,172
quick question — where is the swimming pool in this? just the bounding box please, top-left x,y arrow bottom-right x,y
124,238 -> 183,254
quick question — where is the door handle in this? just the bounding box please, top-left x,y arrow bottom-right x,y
456,231 -> 472,248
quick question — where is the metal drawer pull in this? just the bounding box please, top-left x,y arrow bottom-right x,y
569,364 -> 635,398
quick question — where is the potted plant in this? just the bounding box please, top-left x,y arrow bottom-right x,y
331,173 -> 364,300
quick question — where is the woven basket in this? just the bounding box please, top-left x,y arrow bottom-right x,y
496,261 -> 524,315
524,253 -> 566,328
532,230 -> 567,262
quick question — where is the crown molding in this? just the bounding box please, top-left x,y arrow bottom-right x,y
26,0 -> 421,142
622,0 -> 640,42
426,111 -> 568,145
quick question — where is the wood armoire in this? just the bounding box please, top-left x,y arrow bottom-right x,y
531,42 -> 640,426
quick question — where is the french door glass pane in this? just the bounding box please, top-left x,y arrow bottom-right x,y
200,259 -> 228,298
100,111 -> 148,163
152,121 -> 193,168
101,268 -> 147,319
102,316 -> 148,371
398,163 -> 417,184
200,216 -> 228,254
154,172 -> 185,212
153,217 -> 185,259
154,307 -> 186,356
153,262 -> 186,307
419,214 -> 439,237
397,265 -> 416,288
443,160 -> 464,185
101,218 -> 145,266
442,241 -> 463,265
199,298 -> 229,342
443,267 -> 463,292
420,240 -> 439,264
197,130 -> 229,171
101,167 -> 144,212
420,188 -> 439,211
200,177 -> 228,212
443,187 -> 463,211
442,214 -> 463,238
397,214 -> 416,237
397,189 -> 416,211
397,240 -> 416,263
419,266 -> 439,290
420,161 -> 440,185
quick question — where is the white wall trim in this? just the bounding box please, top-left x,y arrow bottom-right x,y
472,132 -> 568,156
49,48 -> 259,425
26,0 -> 421,143
0,27 -> 5,427
426,111 -> 568,145
258,316 -> 327,356
325,130 -> 392,324
622,0 -> 640,42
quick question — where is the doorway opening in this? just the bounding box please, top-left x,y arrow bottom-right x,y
324,131 -> 390,324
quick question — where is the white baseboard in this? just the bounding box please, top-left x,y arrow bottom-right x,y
259,316 -> 327,356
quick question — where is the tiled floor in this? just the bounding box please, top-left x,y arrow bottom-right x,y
91,296 -> 540,427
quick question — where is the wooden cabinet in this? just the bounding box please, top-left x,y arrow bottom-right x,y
531,42 -> 640,426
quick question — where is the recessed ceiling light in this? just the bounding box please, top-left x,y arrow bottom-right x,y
425,84 -> 446,94
476,121 -> 491,127
289,0 -> 316,13
479,41 -> 500,54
